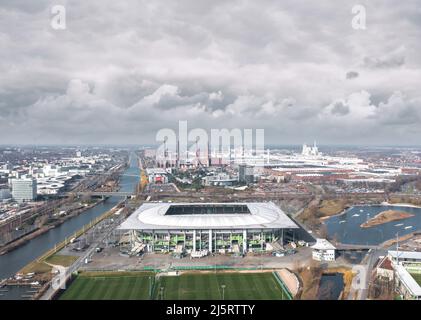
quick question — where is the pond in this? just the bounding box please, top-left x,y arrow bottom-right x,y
317,273 -> 344,300
324,205 -> 421,245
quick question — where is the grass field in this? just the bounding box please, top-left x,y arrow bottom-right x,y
410,273 -> 421,286
153,272 -> 290,300
45,254 -> 79,267
60,271 -> 290,300
60,272 -> 154,300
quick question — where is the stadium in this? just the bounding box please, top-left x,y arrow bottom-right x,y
118,202 -> 299,255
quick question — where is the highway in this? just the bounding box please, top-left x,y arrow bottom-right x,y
39,208 -> 128,300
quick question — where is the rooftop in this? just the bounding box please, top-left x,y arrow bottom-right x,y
395,264 -> 421,297
118,202 -> 298,230
311,238 -> 336,250
388,250 -> 421,261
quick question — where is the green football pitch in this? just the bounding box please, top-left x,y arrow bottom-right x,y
153,272 -> 290,300
410,273 -> 421,286
60,271 -> 291,300
60,272 -> 154,300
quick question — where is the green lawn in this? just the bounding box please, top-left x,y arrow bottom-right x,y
153,272 -> 290,300
410,273 -> 421,286
60,271 -> 290,300
60,272 -> 154,300
45,254 -> 79,267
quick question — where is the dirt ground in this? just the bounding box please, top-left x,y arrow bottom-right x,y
81,246 -> 314,271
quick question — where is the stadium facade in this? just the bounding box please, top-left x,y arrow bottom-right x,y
118,202 -> 299,254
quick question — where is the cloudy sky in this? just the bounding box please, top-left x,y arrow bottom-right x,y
1,0 -> 421,145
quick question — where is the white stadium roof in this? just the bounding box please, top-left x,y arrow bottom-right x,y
118,202 -> 298,230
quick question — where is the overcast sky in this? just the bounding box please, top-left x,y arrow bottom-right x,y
1,0 -> 421,146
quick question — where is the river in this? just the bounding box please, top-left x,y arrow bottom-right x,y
0,153 -> 139,281
324,205 -> 421,245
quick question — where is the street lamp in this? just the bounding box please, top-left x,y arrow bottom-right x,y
148,276 -> 152,299
221,284 -> 226,300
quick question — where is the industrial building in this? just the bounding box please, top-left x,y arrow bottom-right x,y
11,178 -> 37,202
202,172 -> 237,187
311,239 -> 336,261
145,168 -> 168,184
118,202 -> 299,255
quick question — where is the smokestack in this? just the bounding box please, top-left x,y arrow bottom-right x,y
208,139 -> 211,167
176,138 -> 180,168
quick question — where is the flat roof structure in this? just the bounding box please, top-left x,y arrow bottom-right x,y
395,264 -> 421,298
119,202 -> 298,230
388,250 -> 421,261
311,238 -> 336,250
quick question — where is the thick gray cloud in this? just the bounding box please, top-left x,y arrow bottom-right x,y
1,0 -> 421,145
346,71 -> 359,79
331,102 -> 350,116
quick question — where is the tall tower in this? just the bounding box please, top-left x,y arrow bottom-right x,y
163,137 -> 169,168
207,140 -> 211,167
195,137 -> 202,167
176,138 -> 180,169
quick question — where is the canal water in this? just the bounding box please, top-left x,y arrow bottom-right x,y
324,205 -> 421,245
0,154 -> 139,281
317,273 -> 344,300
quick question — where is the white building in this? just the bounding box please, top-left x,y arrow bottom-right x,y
202,173 -> 237,186
311,239 -> 336,261
11,178 -> 37,202
388,250 -> 421,264
302,141 -> 320,157
118,202 -> 299,254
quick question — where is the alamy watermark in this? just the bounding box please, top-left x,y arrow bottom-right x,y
51,5 -> 66,30
352,4 -> 367,30
155,121 -> 265,165
51,265 -> 67,290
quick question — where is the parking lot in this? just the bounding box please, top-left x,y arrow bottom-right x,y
81,246 -> 316,271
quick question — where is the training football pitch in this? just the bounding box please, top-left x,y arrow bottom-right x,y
60,272 -> 154,300
153,272 -> 290,300
60,271 -> 291,300
410,273 -> 421,286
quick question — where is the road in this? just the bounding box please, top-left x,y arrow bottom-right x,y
39,209 -> 127,300
347,248 -> 386,300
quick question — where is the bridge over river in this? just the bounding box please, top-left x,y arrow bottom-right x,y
335,243 -> 379,250
73,191 -> 135,198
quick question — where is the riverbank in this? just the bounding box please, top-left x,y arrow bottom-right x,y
380,232 -> 419,248
321,201 -> 421,221
0,153 -> 139,298
323,202 -> 421,246
0,200 -> 104,256
9,202 -> 124,289
381,201 -> 421,209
